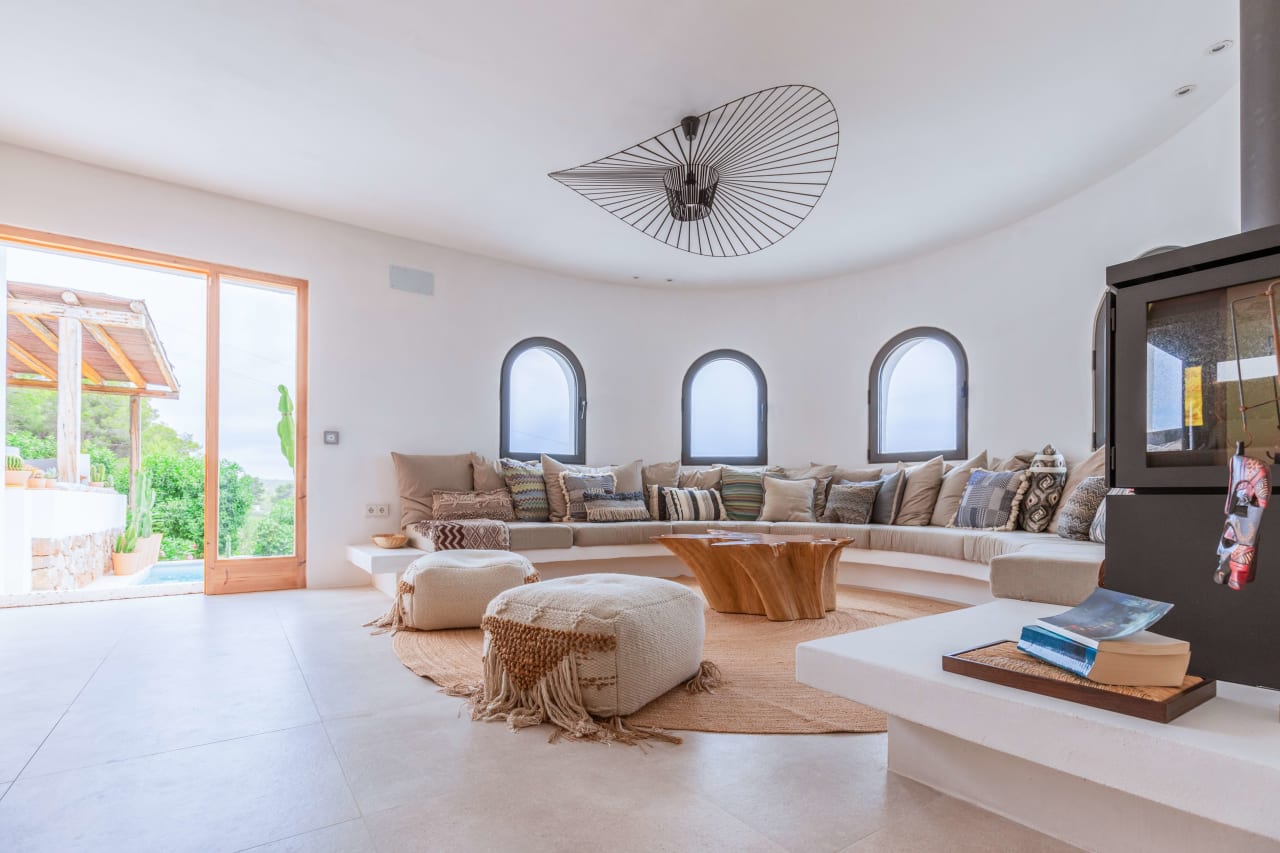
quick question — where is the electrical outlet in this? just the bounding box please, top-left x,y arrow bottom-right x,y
365,504 -> 390,518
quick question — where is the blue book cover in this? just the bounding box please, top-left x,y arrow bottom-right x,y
1017,625 -> 1096,678
1036,588 -> 1173,648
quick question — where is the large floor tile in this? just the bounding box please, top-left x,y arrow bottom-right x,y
0,724 -> 359,853
843,794 -> 1081,852
0,700 -> 66,784
238,818 -> 375,853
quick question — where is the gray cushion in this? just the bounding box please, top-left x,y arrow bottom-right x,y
1056,475 -> 1107,540
568,521 -> 672,547
822,481 -> 881,524
870,469 -> 905,525
507,522 -> 574,550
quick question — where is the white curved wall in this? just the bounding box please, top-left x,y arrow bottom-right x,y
0,89 -> 1240,586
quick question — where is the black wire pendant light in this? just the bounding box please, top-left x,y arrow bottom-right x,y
549,84 -> 838,257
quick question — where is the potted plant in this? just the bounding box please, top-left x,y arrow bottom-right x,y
27,469 -> 45,489
89,463 -> 107,488
112,509 -> 145,575
135,471 -> 163,567
5,455 -> 31,488
44,467 -> 58,489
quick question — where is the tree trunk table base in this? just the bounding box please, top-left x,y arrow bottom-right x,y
653,532 -> 854,621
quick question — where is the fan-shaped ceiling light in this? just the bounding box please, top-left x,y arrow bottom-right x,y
549,84 -> 838,257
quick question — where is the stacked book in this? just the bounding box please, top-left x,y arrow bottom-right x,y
1016,588 -> 1190,687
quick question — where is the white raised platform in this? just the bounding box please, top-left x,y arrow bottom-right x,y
796,599 -> 1280,851
2,486 -> 127,594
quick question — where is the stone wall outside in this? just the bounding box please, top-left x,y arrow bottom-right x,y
31,528 -> 122,591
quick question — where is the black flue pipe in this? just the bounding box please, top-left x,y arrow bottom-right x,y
1242,0 -> 1280,230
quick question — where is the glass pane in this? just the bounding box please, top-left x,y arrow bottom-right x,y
508,347 -> 576,455
689,358 -> 759,458
218,277 -> 297,558
1145,279 -> 1280,468
880,338 -> 957,454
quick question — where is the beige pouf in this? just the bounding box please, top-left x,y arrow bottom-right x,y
464,573 -> 719,744
368,549 -> 539,632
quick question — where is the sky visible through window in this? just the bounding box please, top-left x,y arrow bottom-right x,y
508,347 -> 576,454
5,246 -> 297,481
880,338 -> 957,454
689,357 -> 758,458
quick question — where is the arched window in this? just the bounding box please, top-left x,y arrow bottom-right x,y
500,337 -> 586,463
869,328 -> 967,462
682,350 -> 767,465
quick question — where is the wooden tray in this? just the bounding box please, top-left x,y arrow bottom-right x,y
942,641 -> 1217,723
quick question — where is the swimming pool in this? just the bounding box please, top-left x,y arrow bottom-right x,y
137,563 -> 204,585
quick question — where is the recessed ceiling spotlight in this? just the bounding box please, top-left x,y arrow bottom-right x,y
1174,84 -> 1197,98
1209,39 -> 1234,54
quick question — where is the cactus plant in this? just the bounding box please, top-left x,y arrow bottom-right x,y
90,462 -> 107,484
115,508 -> 140,554
6,455 -> 22,471
135,470 -> 156,538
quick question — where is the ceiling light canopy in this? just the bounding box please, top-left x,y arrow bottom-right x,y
550,84 -> 839,257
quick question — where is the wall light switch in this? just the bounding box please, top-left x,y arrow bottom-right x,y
323,430 -> 340,445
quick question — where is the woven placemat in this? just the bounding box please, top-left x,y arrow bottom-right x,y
957,641 -> 1201,701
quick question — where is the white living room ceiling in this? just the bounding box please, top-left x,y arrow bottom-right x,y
0,0 -> 1237,288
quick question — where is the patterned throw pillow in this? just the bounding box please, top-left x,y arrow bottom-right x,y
822,481 -> 882,524
431,489 -> 516,522
1020,444 -> 1067,533
583,490 -> 650,522
720,466 -> 766,520
560,472 -> 616,522
500,458 -> 550,522
1057,476 -> 1108,541
659,486 -> 726,521
950,470 -> 1030,531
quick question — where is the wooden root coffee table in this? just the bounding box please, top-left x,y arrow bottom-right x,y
653,531 -> 854,621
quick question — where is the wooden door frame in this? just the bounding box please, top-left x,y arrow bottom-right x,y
0,224 -> 309,594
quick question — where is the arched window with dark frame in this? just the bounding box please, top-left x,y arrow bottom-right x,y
500,337 -> 586,463
682,350 -> 767,465
869,327 -> 968,462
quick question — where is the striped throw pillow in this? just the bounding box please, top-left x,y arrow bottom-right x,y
583,490 -> 650,522
560,472 -> 616,522
720,466 -> 766,520
660,486 -> 726,521
500,458 -> 549,522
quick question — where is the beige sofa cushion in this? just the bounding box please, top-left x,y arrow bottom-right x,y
1048,447 -> 1107,534
769,522 -> 872,549
403,550 -> 538,630
760,476 -> 817,522
868,525 -> 972,561
679,466 -> 723,490
470,453 -> 507,492
391,452 -> 475,527
930,451 -> 988,527
894,456 -> 945,526
506,522 -> 574,551
568,521 -> 672,547
988,540 -> 1105,606
667,520 -> 773,535
775,464 -> 837,517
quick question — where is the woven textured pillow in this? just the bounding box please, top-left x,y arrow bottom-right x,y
1020,444 -> 1067,532
951,470 -> 1030,531
822,481 -> 882,524
720,465 -> 766,520
500,458 -> 550,522
660,486 -> 725,521
560,472 -> 616,522
583,490 -> 650,522
431,489 -> 516,522
1057,476 -> 1108,541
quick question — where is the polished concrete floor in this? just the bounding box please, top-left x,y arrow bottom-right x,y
0,586 -> 1077,852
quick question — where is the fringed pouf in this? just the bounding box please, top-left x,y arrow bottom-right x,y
367,549 -> 539,632
460,573 -> 720,744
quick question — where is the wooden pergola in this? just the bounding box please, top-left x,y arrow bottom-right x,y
6,281 -> 180,492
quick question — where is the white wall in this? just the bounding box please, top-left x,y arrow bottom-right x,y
0,89 -> 1240,587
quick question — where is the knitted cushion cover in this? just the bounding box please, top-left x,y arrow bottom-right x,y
950,470 -> 1030,531
470,574 -> 709,740
1058,476 -> 1108,541
500,458 -> 550,522
822,481 -> 882,524
431,489 -> 516,522
391,549 -> 539,631
408,519 -> 511,552
1019,444 -> 1067,533
560,472 -> 616,521
583,490 -> 650,522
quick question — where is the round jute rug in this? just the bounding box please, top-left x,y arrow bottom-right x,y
390,579 -> 959,735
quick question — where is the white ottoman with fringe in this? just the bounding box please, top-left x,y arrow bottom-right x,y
465,573 -> 719,744
367,549 -> 539,632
